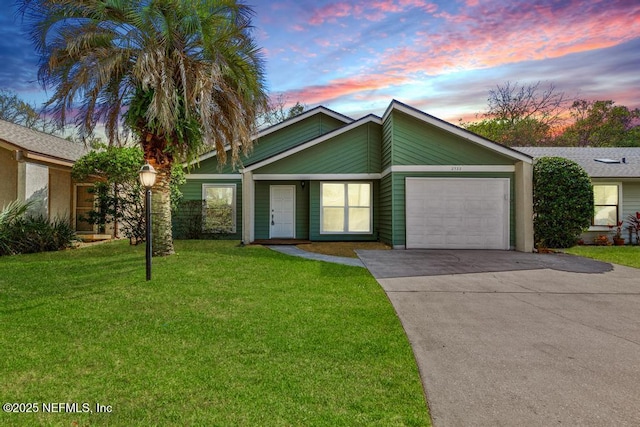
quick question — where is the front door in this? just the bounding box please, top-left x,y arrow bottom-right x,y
270,185 -> 295,238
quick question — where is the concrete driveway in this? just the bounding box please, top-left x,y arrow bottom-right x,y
357,250 -> 640,426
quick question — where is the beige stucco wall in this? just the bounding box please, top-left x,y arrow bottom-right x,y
49,168 -> 72,221
0,146 -> 18,207
515,160 -> 534,252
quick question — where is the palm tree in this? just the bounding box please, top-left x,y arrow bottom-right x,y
19,0 -> 267,255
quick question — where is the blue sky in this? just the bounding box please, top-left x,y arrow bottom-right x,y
1,0 -> 639,123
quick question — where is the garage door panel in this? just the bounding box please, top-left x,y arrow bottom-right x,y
406,178 -> 509,250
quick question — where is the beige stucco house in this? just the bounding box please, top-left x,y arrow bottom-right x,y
0,119 -> 95,233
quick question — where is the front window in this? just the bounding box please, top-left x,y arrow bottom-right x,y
321,182 -> 371,234
203,184 -> 236,233
593,184 -> 619,226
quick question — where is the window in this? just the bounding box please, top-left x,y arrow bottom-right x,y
203,184 -> 236,233
321,182 -> 371,234
25,163 -> 49,217
593,184 -> 619,226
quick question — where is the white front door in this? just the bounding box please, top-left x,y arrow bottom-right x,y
270,185 -> 296,238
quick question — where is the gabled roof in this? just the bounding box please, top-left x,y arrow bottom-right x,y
0,119 -> 88,167
192,105 -> 353,165
383,100 -> 532,163
255,105 -> 353,139
243,114 -> 382,172
515,147 -> 640,178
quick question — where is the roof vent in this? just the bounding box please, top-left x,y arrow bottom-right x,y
594,158 -> 620,164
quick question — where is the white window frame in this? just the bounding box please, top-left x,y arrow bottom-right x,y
320,181 -> 373,234
202,183 -> 237,233
589,182 -> 623,231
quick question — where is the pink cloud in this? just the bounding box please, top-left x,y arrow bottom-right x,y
379,0 -> 640,76
283,74 -> 411,104
314,38 -> 334,48
309,2 -> 353,25
399,0 -> 438,13
307,0 -> 438,25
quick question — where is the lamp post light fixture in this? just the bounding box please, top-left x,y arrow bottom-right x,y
139,163 -> 157,281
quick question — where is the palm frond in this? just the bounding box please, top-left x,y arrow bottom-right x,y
19,0 -> 267,168
0,200 -> 32,227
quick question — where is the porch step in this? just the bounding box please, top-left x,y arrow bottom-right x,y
77,234 -> 112,242
252,239 -> 312,245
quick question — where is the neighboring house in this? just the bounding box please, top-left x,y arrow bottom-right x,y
181,100 -> 535,251
0,119 -> 96,234
516,147 -> 640,244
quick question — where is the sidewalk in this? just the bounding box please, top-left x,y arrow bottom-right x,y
267,245 -> 365,267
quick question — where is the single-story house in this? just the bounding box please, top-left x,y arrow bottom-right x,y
181,100 -> 535,251
516,147 -> 640,244
0,119 -> 96,234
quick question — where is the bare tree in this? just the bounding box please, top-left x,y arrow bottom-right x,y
487,81 -> 567,126
480,81 -> 569,146
257,94 -> 307,129
0,88 -> 58,133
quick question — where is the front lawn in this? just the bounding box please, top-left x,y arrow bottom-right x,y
0,240 -> 429,426
564,245 -> 640,268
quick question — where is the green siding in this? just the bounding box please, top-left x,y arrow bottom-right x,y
189,112 -> 347,174
382,116 -> 393,170
623,182 -> 640,219
176,105 -> 532,246
189,157 -> 240,174
387,172 -> 516,248
254,181 -> 309,240
177,178 -> 242,239
379,174 -> 393,245
308,181 -> 379,242
254,122 -> 382,174
386,110 -> 515,166
249,114 -> 346,166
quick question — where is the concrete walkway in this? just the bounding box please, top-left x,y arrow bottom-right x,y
266,245 -> 365,267
357,250 -> 640,426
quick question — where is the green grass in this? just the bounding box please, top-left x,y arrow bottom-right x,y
0,240 -> 429,426
564,245 -> 640,268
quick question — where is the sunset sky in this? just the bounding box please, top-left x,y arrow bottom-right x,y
1,0 -> 639,123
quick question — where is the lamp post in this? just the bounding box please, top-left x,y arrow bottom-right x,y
139,163 -> 157,281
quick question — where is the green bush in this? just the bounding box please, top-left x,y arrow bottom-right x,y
0,201 -> 75,256
533,157 -> 594,248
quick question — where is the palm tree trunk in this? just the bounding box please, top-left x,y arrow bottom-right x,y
150,163 -> 175,256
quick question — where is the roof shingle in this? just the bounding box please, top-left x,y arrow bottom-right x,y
515,147 -> 640,178
0,119 -> 89,163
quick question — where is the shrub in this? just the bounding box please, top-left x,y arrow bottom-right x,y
172,199 -> 234,240
0,201 -> 75,256
625,212 -> 640,245
533,157 -> 594,248
172,200 -> 204,239
0,200 -> 31,255
73,145 -> 185,245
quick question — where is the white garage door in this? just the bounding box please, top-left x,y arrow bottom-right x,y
406,178 -> 510,250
